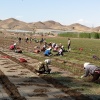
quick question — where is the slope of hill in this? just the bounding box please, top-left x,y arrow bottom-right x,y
30,21 -> 49,29
0,18 -> 32,31
44,20 -> 61,27
43,20 -> 67,30
0,18 -> 100,32
93,26 -> 100,32
68,23 -> 90,32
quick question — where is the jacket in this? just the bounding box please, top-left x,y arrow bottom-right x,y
44,49 -> 51,56
36,62 -> 48,72
83,64 -> 98,77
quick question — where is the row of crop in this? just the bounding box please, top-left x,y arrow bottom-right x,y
58,32 -> 100,39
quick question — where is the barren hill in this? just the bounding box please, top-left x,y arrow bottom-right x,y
44,20 -> 61,27
30,20 -> 67,30
93,26 -> 100,32
1,18 -> 100,32
68,23 -> 90,32
43,20 -> 67,30
30,21 -> 49,29
0,18 -> 32,31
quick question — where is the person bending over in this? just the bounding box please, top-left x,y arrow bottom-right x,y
35,59 -> 51,75
81,62 -> 100,82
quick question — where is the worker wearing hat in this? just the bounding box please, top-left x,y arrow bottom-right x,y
81,62 -> 100,82
35,59 -> 51,75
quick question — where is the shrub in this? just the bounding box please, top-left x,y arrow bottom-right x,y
58,32 -> 100,39
79,32 -> 91,38
58,32 -> 78,38
90,32 -> 99,39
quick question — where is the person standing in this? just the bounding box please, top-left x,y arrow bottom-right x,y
18,37 -> 21,43
67,38 -> 71,51
81,62 -> 100,82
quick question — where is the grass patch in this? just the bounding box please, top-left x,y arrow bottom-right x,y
20,37 -> 100,100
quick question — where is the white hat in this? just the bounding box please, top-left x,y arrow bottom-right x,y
14,43 -> 16,46
44,59 -> 51,64
39,62 -> 42,64
47,47 -> 51,50
84,62 -> 90,68
61,46 -> 64,48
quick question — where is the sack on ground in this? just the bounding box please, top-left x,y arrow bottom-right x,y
10,45 -> 14,50
19,58 -> 27,62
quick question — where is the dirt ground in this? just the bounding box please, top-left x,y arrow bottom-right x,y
0,32 -> 97,100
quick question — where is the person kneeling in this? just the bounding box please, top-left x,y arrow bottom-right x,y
55,48 -> 63,56
15,49 -> 22,53
44,47 -> 52,56
35,59 -> 51,75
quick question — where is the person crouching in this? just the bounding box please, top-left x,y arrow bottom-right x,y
81,62 -> 100,82
44,47 -> 52,56
35,59 -> 51,75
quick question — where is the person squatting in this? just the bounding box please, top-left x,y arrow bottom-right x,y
35,59 -> 51,75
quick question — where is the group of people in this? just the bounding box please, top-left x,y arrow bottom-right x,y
10,37 -> 100,82
43,41 -> 68,56
44,45 -> 63,56
33,37 -> 71,57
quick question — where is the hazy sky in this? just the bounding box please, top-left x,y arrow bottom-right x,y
0,0 -> 100,27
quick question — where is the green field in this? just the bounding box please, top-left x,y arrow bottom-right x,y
30,36 -> 100,100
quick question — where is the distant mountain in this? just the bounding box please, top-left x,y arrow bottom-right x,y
43,20 -> 67,30
44,20 -> 61,27
0,18 -> 32,30
30,20 -> 67,30
93,26 -> 100,32
0,18 -> 100,32
30,21 -> 49,29
68,23 -> 90,32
